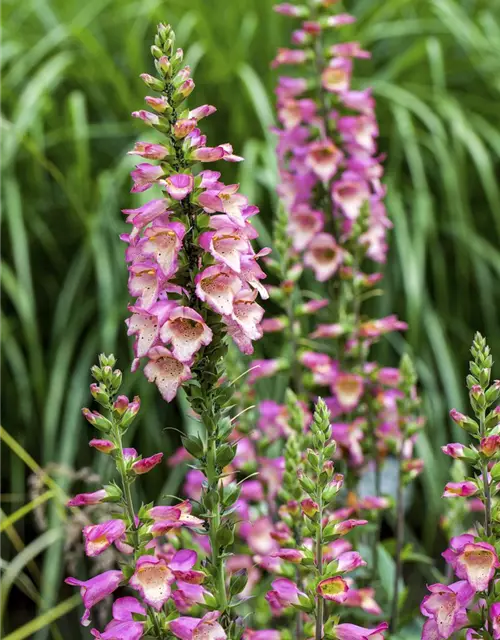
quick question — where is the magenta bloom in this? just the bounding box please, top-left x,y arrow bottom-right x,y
67,489 -> 107,507
343,587 -> 382,615
442,481 -> 478,498
335,551 -> 367,573
149,500 -> 204,533
333,622 -> 388,640
333,519 -> 368,536
266,577 -> 306,615
169,611 -> 226,640
90,597 -> 146,640
65,570 -> 123,625
89,439 -> 116,453
165,174 -> 194,200
129,555 -> 175,610
83,520 -> 126,557
441,443 -> 466,459
130,163 -> 164,192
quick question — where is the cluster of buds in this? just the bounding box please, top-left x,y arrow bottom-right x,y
421,334 -> 500,639
124,23 -> 269,403
264,399 -> 388,639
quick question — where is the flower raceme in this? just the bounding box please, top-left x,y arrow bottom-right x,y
123,23 -> 269,402
420,334 -> 500,640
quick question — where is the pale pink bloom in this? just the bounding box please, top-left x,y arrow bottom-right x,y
420,581 -> 475,638
248,359 -> 283,384
122,199 -> 169,231
266,577 -> 306,614
272,48 -> 308,68
336,551 -> 367,573
330,42 -> 371,59
67,489 -> 107,507
441,443 -> 466,459
273,2 -> 307,16
126,301 -> 176,358
311,323 -> 344,339
325,13 -> 356,27
172,582 -> 210,612
278,98 -> 317,129
195,265 -> 242,315
227,289 -> 264,341
343,587 -> 382,615
300,351 -> 337,386
129,555 -> 174,610
300,299 -> 329,314
246,517 -> 279,555
141,221 -> 186,279
165,174 -> 194,200
270,548 -> 304,563
358,315 -> 408,338
304,233 -> 344,281
332,373 -> 364,411
131,110 -> 159,126
83,520 -> 126,557
198,184 -> 249,227
144,95 -> 170,112
198,228 -> 251,273
127,262 -> 163,310
261,317 -> 287,333
480,434 -> 500,457
338,115 -> 379,153
190,146 -> 225,162
130,163 -> 164,192
160,306 -> 213,363
150,500 -> 204,533
305,140 -> 343,183
128,142 -> 170,159
443,535 -> 500,592
289,206 -> 324,251
189,104 -> 217,121
334,622 -> 388,640
144,346 -> 192,402
332,174 -> 370,220
243,632 -> 280,640
173,118 -> 198,138
443,481 -> 478,498
317,576 -> 349,602
65,570 -> 123,626
239,251 -> 270,299
321,57 -> 352,93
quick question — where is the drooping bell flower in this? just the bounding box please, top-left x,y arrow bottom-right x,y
333,622 -> 388,640
65,570 -> 123,626
159,306 -> 213,362
67,489 -> 107,507
317,576 -> 349,602
420,581 -> 474,638
129,555 -> 175,610
169,611 -> 226,640
442,535 -> 500,592
144,346 -> 192,402
82,520 -> 127,557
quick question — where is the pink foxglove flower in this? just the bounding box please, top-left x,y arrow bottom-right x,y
316,576 -> 349,602
65,570 -> 123,625
442,481 -> 478,498
82,520 -> 127,557
129,555 -> 174,610
333,622 -> 388,640
67,489 -> 107,507
420,581 -> 474,638
442,535 -> 499,592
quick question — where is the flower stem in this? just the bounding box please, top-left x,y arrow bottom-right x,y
390,434 -> 405,633
315,449 -> 325,640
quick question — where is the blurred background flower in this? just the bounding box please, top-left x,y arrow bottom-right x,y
2,0 -> 500,638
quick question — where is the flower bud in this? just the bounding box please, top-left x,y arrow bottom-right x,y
82,408 -> 112,432
300,498 -> 319,518
89,438 -> 116,454
132,452 -> 163,475
90,383 -> 109,405
144,95 -> 170,113
156,55 -> 172,76
480,435 -> 500,458
140,73 -> 165,92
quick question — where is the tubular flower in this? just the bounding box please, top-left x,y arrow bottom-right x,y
124,25 -> 269,401
65,570 -> 123,626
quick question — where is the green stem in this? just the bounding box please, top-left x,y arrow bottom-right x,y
390,430 -> 406,633
206,432 -> 229,613
315,450 -> 325,640
479,409 -> 493,633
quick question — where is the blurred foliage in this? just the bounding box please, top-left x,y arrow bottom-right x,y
2,0 -> 500,637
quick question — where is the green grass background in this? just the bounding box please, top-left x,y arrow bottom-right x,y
2,0 -> 500,637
